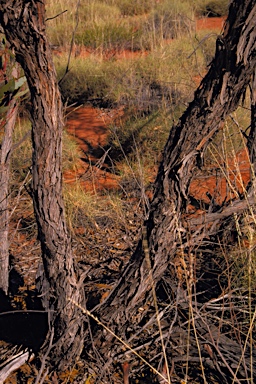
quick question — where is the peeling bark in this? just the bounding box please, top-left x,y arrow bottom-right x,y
0,99 -> 17,294
91,0 -> 256,380
0,0 -> 85,370
248,69 -> 256,173
147,0 -> 256,291
97,0 -> 256,323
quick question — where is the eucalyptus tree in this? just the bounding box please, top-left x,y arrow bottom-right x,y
91,0 -> 256,381
0,0 -> 85,371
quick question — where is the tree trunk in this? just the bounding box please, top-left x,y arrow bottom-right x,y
97,0 -> 256,323
0,0 -> 85,371
145,0 -> 256,299
91,0 -> 256,380
248,69 -> 256,173
0,99 -> 18,294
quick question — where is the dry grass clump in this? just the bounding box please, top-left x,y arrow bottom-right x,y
10,117 -> 31,185
102,0 -> 153,16
46,0 -> 228,51
142,0 -> 195,48
46,0 -> 138,49
46,0 -> 196,50
173,128 -> 256,383
54,31 -> 215,109
194,0 -> 229,17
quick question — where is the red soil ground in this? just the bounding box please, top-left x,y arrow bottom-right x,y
64,17 -> 250,207
189,148 -> 250,209
65,105 -> 250,208
71,46 -> 148,60
196,16 -> 225,32
64,106 -> 120,192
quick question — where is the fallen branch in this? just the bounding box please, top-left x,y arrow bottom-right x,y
0,350 -> 32,383
187,194 -> 256,227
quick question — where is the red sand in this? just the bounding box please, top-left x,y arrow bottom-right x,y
65,106 -> 250,207
196,17 -> 225,32
64,17 -> 251,204
64,106 -> 120,192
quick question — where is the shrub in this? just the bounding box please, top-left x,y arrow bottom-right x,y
75,23 -> 139,51
193,0 -> 229,17
55,54 -> 113,105
145,0 -> 194,43
54,30 -> 216,110
46,0 -> 122,48
99,0 -> 154,16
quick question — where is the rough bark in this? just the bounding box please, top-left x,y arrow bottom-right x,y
91,0 -> 256,380
144,1 -> 256,306
0,0 -> 85,370
248,69 -> 256,174
97,0 -> 256,322
0,99 -> 17,294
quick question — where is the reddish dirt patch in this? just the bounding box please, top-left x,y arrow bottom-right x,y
64,17 -> 251,203
65,105 -> 251,207
64,106 -> 121,192
54,45 -> 148,61
111,50 -> 148,60
66,106 -> 109,151
189,148 -> 250,209
196,16 -> 225,32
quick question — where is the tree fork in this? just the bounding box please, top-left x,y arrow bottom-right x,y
96,0 -> 256,321
91,0 -> 256,376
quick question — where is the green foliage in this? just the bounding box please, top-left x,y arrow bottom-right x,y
0,76 -> 28,115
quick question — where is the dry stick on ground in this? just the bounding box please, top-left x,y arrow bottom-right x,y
83,1 -> 256,382
0,351 -> 32,383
